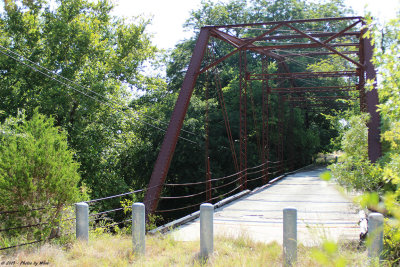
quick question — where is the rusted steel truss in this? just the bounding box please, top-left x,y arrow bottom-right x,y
143,17 -> 382,215
239,51 -> 248,190
261,56 -> 270,184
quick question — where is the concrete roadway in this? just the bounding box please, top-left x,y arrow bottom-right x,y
171,167 -> 360,245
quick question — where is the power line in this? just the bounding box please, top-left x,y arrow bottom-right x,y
0,44 -> 198,137
0,47 -> 199,145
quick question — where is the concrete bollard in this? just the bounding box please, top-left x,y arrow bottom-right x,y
132,203 -> 146,255
200,203 -> 214,258
75,202 -> 89,242
283,207 -> 297,267
368,213 -> 384,261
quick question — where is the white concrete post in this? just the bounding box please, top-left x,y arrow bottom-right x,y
75,202 -> 89,242
132,203 -> 145,255
368,212 -> 384,261
200,203 -> 214,258
283,207 -> 297,267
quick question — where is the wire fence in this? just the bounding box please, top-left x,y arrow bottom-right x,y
0,158 -> 308,251
156,158 -> 301,215
0,180 -> 166,251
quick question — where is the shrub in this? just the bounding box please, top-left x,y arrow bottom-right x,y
329,114 -> 382,192
0,110 -> 83,242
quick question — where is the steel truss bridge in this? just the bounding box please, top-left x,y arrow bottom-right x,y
143,17 -> 381,216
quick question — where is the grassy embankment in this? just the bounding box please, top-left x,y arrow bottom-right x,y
0,231 -> 369,267
1,164 -> 372,266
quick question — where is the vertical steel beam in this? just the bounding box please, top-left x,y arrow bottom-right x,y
261,57 -> 270,184
289,103 -> 295,171
363,35 -> 382,163
239,50 -> 248,190
248,81 -> 263,164
206,156 -> 212,202
278,94 -> 285,173
358,35 -> 367,112
205,74 -> 212,203
144,28 -> 211,215
215,71 -> 240,174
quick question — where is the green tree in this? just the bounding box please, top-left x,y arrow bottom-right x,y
0,110 -> 82,240
0,0 -> 158,202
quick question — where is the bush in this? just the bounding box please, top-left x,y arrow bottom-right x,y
329,114 -> 382,192
0,110 -> 83,242
383,219 -> 400,264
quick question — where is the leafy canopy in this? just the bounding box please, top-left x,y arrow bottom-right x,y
0,0 -> 159,202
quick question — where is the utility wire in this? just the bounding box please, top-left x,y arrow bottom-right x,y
0,44 -> 197,137
0,47 -> 199,145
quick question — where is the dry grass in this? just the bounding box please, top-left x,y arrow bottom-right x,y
0,232 -> 369,266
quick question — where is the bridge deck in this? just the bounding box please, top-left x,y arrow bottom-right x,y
170,167 -> 360,245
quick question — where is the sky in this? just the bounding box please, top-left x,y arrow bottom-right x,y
112,0 -> 400,51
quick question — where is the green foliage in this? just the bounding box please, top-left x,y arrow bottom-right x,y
383,218 -> 400,264
184,0 -> 351,33
374,17 -> 400,263
0,0 -> 158,207
320,171 -> 332,181
329,114 -> 382,191
120,197 -> 162,232
310,241 -> 347,267
355,192 -> 380,209
0,110 -> 83,242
